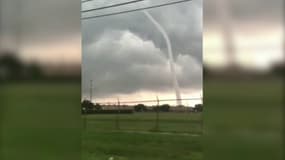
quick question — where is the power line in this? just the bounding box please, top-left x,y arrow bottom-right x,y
97,98 -> 202,105
81,0 -> 193,20
81,0 -> 93,3
82,0 -> 146,13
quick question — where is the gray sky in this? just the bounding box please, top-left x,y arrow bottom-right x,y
204,0 -> 283,25
1,0 -> 282,102
204,0 -> 283,70
82,0 -> 203,102
0,0 -> 81,63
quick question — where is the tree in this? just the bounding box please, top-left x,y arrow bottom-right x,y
25,63 -> 43,80
94,103 -> 102,111
194,104 -> 203,112
271,63 -> 285,77
0,50 -> 44,81
81,100 -> 102,114
0,52 -> 24,80
134,104 -> 147,112
81,100 -> 94,113
159,104 -> 170,112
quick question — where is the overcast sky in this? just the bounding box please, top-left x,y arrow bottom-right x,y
81,0 -> 203,104
0,0 -> 81,64
0,0 -> 282,104
204,0 -> 283,70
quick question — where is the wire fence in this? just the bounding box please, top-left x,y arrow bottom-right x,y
82,98 -> 203,134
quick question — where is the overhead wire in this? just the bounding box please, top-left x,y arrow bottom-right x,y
81,0 -> 94,3
82,0 -> 146,13
81,0 -> 193,20
96,98 -> 202,105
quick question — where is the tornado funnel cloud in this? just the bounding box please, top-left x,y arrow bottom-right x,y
143,10 -> 182,106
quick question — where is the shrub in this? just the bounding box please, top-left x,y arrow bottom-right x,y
134,104 -> 147,112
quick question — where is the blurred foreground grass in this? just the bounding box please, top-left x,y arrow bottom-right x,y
0,78 -> 282,160
0,82 -> 81,160
204,78 -> 283,160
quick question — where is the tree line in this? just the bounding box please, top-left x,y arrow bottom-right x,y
81,99 -> 203,114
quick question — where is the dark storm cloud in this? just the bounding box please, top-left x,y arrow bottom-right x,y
82,0 -> 202,98
82,30 -> 202,98
82,0 -> 202,60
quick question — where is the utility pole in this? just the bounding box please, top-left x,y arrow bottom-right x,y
155,96 -> 160,131
115,97 -> 120,130
89,80 -> 93,102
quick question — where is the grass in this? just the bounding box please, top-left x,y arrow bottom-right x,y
204,78 -> 283,160
82,112 -> 203,160
0,82 -> 81,160
82,132 -> 202,160
84,112 -> 202,134
0,82 -> 203,160
1,78 -> 282,160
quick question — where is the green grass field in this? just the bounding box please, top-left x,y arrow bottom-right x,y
204,78 -> 283,160
82,112 -> 203,160
0,78 -> 282,160
84,112 -> 202,133
82,131 -> 202,160
0,83 -> 203,160
0,83 -> 81,160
